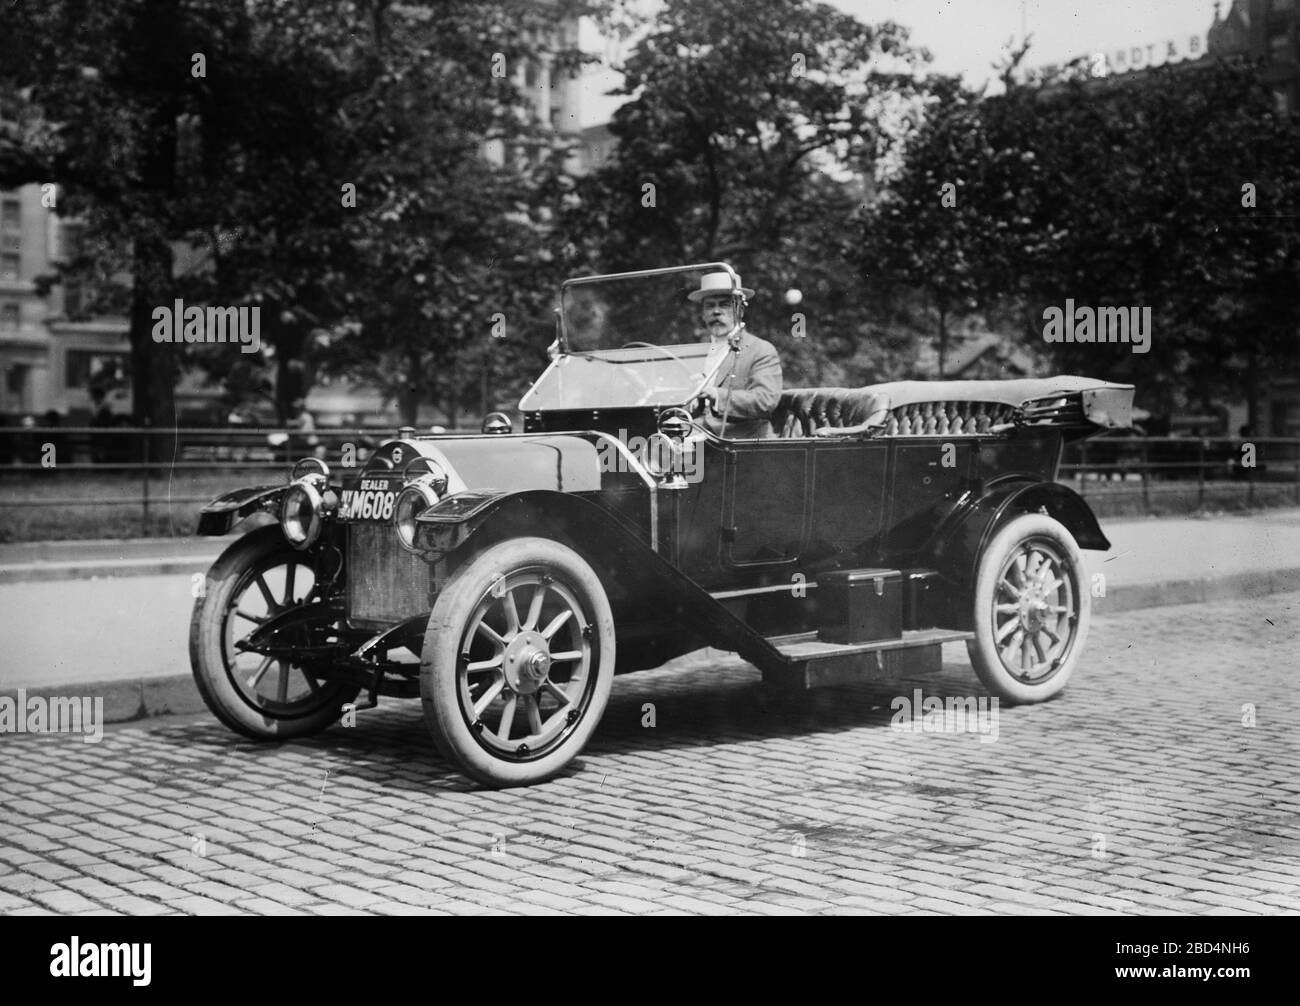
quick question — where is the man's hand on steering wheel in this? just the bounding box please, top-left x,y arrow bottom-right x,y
690,390 -> 716,418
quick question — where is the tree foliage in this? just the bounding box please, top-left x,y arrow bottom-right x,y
863,57 -> 1300,418
0,0 -> 590,425
566,0 -> 934,387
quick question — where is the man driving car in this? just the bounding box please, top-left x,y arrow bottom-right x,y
689,271 -> 782,439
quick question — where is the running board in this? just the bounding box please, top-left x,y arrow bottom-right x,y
710,581 -> 818,601
762,628 -> 973,690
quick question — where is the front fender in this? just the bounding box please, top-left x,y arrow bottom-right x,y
417,488 -> 789,675
411,489 -> 645,560
196,485 -> 286,536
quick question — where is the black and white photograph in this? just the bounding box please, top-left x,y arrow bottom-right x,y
0,0 -> 1296,947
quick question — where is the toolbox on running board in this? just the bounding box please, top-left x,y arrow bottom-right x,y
817,568 -> 902,644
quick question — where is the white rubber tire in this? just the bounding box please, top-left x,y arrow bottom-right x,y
966,514 -> 1090,704
190,526 -> 357,739
420,536 -> 615,788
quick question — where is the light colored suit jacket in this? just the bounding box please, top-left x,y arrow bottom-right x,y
704,329 -> 783,439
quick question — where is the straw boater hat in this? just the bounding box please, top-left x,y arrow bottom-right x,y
687,271 -> 754,303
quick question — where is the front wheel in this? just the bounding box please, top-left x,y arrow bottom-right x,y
190,526 -> 358,739
420,537 -> 615,788
966,514 -> 1090,704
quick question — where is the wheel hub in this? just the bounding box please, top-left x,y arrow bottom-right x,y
1019,592 -> 1050,631
502,630 -> 551,695
1017,567 -> 1055,632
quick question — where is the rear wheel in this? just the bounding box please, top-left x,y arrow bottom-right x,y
190,526 -> 357,739
967,514 -> 1090,704
420,537 -> 615,788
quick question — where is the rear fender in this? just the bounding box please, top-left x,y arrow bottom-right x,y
196,485 -> 286,536
985,481 -> 1110,552
931,480 -> 1108,628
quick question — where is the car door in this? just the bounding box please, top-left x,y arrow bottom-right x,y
805,442 -> 889,560
884,439 -> 975,555
721,441 -> 810,567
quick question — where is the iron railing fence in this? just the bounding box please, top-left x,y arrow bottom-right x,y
0,424 -> 474,471
1,429 -> 1298,535
1062,435 -> 1300,509
0,426 -> 473,533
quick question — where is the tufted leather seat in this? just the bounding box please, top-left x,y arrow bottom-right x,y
772,388 -> 889,438
771,388 -> 1020,438
881,400 -> 1015,436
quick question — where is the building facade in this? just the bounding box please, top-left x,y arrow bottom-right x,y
1208,0 -> 1300,114
0,185 -> 130,423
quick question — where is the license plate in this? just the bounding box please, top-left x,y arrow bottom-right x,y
339,486 -> 396,521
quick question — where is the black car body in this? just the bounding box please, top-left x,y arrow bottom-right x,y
191,263 -> 1134,787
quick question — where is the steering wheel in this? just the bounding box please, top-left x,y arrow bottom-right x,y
620,342 -> 699,378
619,341 -> 702,406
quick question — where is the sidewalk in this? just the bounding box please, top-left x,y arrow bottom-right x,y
1082,506 -> 1300,611
0,535 -> 227,584
2,508 -> 1298,722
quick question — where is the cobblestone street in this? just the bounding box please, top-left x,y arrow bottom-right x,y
2,592 -> 1298,916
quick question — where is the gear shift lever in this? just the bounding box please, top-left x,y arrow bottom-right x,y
719,325 -> 742,435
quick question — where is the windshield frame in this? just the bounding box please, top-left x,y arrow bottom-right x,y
517,262 -> 747,413
519,339 -> 735,412
556,262 -> 743,354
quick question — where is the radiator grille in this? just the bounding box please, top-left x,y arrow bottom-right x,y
347,523 -> 433,626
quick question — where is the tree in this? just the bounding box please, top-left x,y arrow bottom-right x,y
0,0 -> 594,426
0,0 -> 376,424
328,2 -> 587,427
564,0 -> 934,388
863,53 -> 1300,419
859,76 -> 1010,377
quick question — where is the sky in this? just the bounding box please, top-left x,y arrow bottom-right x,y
574,0 -> 1221,127
837,0 -> 1219,88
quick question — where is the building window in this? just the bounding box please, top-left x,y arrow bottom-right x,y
0,303 -> 18,329
65,350 -> 129,391
1272,400 -> 1300,437
0,193 -> 20,256
63,280 -> 83,317
0,198 -> 19,232
1270,25 -> 1293,62
6,363 -> 28,396
0,252 -> 19,279
54,219 -> 85,264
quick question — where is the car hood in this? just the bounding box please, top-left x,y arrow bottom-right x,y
359,434 -> 602,494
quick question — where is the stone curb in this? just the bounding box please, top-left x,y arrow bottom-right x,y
0,556 -> 220,585
4,566 -> 1298,727
1091,566 -> 1300,613
1,675 -> 206,726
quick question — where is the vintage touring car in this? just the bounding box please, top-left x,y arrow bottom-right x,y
191,263 -> 1134,787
